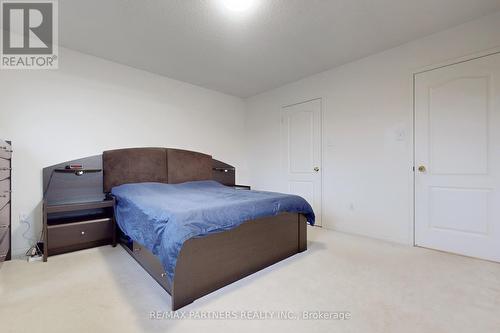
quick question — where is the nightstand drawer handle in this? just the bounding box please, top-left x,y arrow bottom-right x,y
134,248 -> 141,252
161,273 -> 167,278
81,231 -> 85,235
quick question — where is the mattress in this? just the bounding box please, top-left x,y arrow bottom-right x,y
112,180 -> 315,283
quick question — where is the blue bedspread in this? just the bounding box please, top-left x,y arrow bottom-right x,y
112,180 -> 314,283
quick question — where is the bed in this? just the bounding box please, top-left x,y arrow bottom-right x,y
100,147 -> 315,310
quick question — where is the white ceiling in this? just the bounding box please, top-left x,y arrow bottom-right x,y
59,0 -> 500,97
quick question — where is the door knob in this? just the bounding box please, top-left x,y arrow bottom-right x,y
418,165 -> 427,173
314,167 -> 320,172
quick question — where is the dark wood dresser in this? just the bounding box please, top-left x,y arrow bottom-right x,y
0,140 -> 12,262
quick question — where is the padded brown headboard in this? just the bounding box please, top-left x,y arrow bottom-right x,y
167,149 -> 212,184
103,148 -> 214,192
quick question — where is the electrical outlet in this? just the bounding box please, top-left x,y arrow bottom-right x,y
395,129 -> 406,142
19,213 -> 28,222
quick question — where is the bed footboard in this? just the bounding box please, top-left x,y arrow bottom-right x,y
172,212 -> 307,310
121,213 -> 307,310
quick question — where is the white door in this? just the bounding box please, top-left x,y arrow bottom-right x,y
415,53 -> 500,262
282,99 -> 322,226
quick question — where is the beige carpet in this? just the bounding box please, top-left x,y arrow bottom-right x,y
1,227 -> 499,333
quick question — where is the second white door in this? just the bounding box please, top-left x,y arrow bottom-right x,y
415,52 -> 500,262
282,99 -> 322,226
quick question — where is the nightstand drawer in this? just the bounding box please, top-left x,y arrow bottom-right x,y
48,218 -> 113,253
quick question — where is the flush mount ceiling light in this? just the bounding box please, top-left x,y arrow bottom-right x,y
218,0 -> 259,13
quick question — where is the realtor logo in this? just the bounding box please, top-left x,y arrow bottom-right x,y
1,0 -> 58,69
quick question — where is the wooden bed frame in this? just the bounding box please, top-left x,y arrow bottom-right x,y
122,212 -> 307,310
44,147 -> 308,310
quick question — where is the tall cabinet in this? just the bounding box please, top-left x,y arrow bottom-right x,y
0,140 -> 12,262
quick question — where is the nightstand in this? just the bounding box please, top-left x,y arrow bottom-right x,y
42,198 -> 116,261
232,185 -> 251,190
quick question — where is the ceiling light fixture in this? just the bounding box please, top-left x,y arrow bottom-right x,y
218,0 -> 258,13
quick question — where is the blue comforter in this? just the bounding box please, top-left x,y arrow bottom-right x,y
112,180 -> 315,283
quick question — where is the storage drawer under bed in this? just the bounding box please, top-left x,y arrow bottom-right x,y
130,241 -> 172,293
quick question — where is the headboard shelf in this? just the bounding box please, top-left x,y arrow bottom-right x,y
213,167 -> 236,172
54,168 -> 102,174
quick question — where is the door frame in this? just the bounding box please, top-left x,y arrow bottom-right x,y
412,47 -> 500,246
281,97 -> 324,227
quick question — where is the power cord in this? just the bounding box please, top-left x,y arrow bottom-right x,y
25,168 -> 57,259
21,214 -> 44,259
